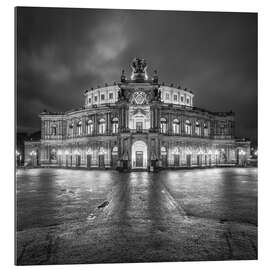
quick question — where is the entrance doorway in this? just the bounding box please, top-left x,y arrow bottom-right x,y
186,154 -> 191,167
136,151 -> 143,167
161,155 -> 167,167
174,154 -> 180,167
131,140 -> 147,169
136,122 -> 143,132
99,155 -> 105,168
76,155 -> 81,167
86,154 -> 92,168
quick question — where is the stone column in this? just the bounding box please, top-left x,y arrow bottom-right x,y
155,107 -> 160,131
168,112 -> 172,134
125,107 -> 129,130
150,106 -> 154,130
107,112 -> 111,135
94,114 -> 97,135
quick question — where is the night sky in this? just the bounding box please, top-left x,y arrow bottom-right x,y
16,7 -> 257,142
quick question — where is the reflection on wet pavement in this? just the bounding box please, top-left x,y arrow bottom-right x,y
16,168 -> 257,265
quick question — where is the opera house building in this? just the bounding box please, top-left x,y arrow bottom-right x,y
24,58 -> 250,171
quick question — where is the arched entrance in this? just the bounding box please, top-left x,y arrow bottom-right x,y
131,140 -> 148,169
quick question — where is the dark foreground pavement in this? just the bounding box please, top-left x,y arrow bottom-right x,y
16,168 -> 257,265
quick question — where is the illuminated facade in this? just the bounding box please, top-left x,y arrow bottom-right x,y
24,58 -> 250,171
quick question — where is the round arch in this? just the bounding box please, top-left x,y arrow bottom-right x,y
131,140 -> 148,168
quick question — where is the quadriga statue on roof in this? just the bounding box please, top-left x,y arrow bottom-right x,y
130,57 -> 148,81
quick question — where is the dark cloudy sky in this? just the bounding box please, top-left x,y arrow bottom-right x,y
16,7 -> 257,142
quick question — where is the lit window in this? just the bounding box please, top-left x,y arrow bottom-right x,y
69,123 -> 74,136
204,123 -> 209,137
185,120 -> 192,135
173,119 -> 180,134
173,95 -> 178,101
98,118 -> 106,134
77,121 -> 82,136
112,118 -> 119,134
86,119 -> 93,135
195,121 -> 200,136
160,118 -> 167,133
109,93 -> 113,99
101,94 -> 105,101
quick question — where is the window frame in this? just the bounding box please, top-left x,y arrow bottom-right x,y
112,117 -> 119,134
172,119 -> 180,134
185,120 -> 192,135
86,119 -> 94,135
77,121 -> 82,136
160,118 -> 167,134
98,118 -> 106,134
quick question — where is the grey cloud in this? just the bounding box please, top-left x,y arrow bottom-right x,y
16,7 -> 257,142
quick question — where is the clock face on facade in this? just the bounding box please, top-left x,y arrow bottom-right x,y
133,91 -> 146,105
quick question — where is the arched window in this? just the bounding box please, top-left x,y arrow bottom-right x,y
204,122 -> 209,137
98,118 -> 106,134
195,121 -> 200,136
185,120 -> 192,135
77,121 -> 82,136
86,119 -> 94,135
69,123 -> 74,137
112,117 -> 119,134
51,125 -> 57,136
172,119 -> 180,134
160,118 -> 167,134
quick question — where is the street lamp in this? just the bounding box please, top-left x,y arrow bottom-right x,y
16,150 -> 21,166
30,150 -> 36,156
98,147 -> 106,155
239,149 -> 246,156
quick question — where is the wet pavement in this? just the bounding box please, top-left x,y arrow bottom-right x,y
16,167 -> 257,265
